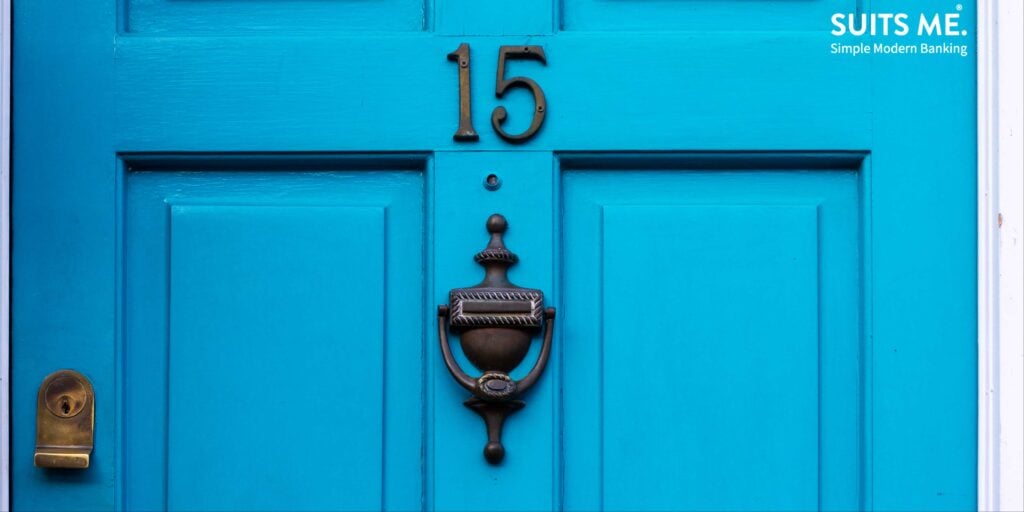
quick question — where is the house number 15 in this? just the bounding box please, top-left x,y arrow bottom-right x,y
447,43 -> 548,144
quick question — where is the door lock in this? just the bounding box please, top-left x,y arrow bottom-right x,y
35,370 -> 95,469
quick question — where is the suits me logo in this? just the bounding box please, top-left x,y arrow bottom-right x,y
829,5 -> 971,57
830,7 -> 968,37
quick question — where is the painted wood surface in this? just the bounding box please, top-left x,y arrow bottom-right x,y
13,0 -> 977,510
121,162 -> 425,511
112,34 -> 870,152
562,161 -> 862,511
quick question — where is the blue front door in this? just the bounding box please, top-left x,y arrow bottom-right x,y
13,0 -> 977,510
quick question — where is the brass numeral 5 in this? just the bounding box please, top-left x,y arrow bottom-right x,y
491,45 -> 547,143
447,43 -> 547,144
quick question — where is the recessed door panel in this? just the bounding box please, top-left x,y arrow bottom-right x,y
167,204 -> 385,511
600,204 -> 820,510
126,0 -> 427,34
122,158 -> 424,511
562,157 -> 863,511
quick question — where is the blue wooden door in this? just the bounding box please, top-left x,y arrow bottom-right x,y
13,0 -> 977,510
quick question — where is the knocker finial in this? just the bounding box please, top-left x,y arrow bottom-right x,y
473,214 -> 519,288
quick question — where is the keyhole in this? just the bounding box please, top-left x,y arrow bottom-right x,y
43,373 -> 89,418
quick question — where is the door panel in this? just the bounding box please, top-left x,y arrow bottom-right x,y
127,0 -> 427,34
562,157 -> 863,511
122,158 -> 425,511
168,204 -> 385,511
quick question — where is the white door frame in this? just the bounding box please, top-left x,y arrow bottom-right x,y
1,0 -> 12,505
1,1 -> 1021,510
977,1 -> 1024,511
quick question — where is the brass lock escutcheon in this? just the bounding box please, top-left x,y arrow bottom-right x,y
438,214 -> 555,464
35,369 -> 95,469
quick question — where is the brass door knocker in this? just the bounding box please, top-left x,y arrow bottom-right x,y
438,214 -> 555,464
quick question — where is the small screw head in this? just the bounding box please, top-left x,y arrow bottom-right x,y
484,173 -> 502,191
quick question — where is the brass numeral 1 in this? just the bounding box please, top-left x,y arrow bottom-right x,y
447,43 -> 479,142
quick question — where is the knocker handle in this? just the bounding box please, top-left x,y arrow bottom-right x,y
512,307 -> 555,394
437,305 -> 556,396
437,304 -> 555,464
437,305 -> 476,393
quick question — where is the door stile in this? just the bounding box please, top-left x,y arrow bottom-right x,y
551,153 -> 565,512
431,151 -> 558,511
13,0 -> 118,509
856,154 -> 874,512
867,7 -> 978,505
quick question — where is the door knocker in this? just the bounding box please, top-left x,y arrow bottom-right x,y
438,214 -> 555,464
